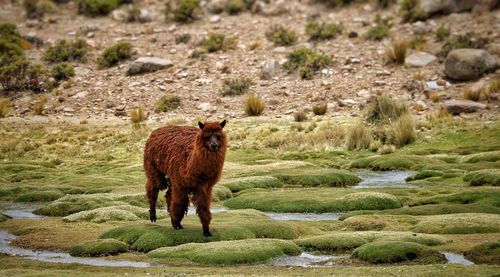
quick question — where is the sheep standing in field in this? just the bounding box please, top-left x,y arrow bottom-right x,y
144,120 -> 227,236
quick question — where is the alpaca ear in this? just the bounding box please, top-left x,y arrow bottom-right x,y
220,120 -> 226,129
198,122 -> 205,129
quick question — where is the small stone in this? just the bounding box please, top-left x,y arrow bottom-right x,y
374,80 -> 386,86
261,59 -> 279,80
209,15 -> 221,23
348,31 -> 358,38
442,99 -> 487,115
72,91 -> 89,99
357,89 -> 371,99
127,57 -> 174,76
111,9 -> 128,22
405,51 -> 437,67
273,47 -> 287,54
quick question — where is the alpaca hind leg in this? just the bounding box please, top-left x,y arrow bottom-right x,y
169,188 -> 189,230
193,187 -> 213,237
146,181 -> 159,222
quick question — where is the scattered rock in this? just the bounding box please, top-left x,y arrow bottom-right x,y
357,89 -> 371,99
79,24 -> 98,35
425,80 -> 450,91
417,0 -> 479,19
207,0 -> 225,14
127,57 -> 173,76
198,102 -> 216,113
72,91 -> 89,99
412,21 -> 432,34
209,15 -> 221,23
374,80 -> 386,86
405,52 -> 437,67
337,99 -> 357,107
442,99 -> 487,114
261,59 -> 279,79
444,49 -> 497,81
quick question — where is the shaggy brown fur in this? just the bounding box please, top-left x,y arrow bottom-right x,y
144,120 -> 227,236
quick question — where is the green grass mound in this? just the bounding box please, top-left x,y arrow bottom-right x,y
461,151 -> 500,163
212,186 -> 233,201
406,170 -> 444,181
352,241 -> 446,264
296,231 -> 446,253
465,241 -> 500,264
275,171 -> 361,187
63,205 -> 164,223
14,190 -> 65,202
350,155 -> 439,170
147,238 -> 301,265
69,239 -> 128,257
410,190 -> 500,207
221,176 -> 283,192
341,203 -> 500,219
464,169 -> 500,186
99,210 -> 297,252
412,213 -> 500,234
224,190 -> 401,213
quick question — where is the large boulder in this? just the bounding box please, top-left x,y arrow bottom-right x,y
127,57 -> 173,76
442,99 -> 487,114
444,49 -> 497,81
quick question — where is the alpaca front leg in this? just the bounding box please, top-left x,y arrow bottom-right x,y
193,187 -> 213,237
169,189 -> 189,230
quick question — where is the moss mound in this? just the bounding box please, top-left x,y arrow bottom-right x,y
99,210 -> 297,252
69,239 -> 128,257
224,190 -> 401,213
412,213 -> 500,234
275,171 -> 361,187
461,151 -> 500,163
63,205 -> 161,223
352,241 -> 446,264
350,155 -> 439,170
411,190 -> 500,207
14,190 -> 65,202
406,170 -> 444,181
221,176 -> 283,192
464,169 -> 500,186
147,239 -> 301,265
212,185 -> 232,201
465,241 -> 500,264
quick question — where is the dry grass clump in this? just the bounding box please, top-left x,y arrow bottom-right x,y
243,94 -> 265,116
293,111 -> 308,122
391,113 -> 416,147
0,98 -> 13,117
129,106 -> 147,123
365,95 -> 408,124
463,87 -> 482,102
199,33 -> 238,53
385,39 -> 408,64
429,93 -> 443,103
312,102 -> 328,115
165,0 -> 200,23
32,95 -> 47,115
346,122 -> 372,151
305,21 -> 343,42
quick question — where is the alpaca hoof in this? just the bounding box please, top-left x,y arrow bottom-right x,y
203,230 -> 212,237
173,224 -> 183,230
149,211 -> 156,222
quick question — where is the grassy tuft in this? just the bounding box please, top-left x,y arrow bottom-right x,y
43,39 -> 89,63
364,95 -> 408,124
147,239 -> 301,265
312,102 -> 327,115
352,241 -> 446,264
391,113 -> 416,147
346,122 -> 372,151
129,106 -> 146,123
166,0 -> 200,23
199,33 -> 238,53
32,95 -> 48,115
243,94 -> 265,116
51,62 -> 75,81
286,47 -> 331,80
463,169 -> 500,186
364,24 -> 389,41
69,239 -> 129,257
412,213 -> 500,234
400,0 -> 427,23
435,25 -> 450,42
221,77 -> 254,96
293,111 -> 308,122
0,98 -> 13,117
463,87 -> 482,102
464,241 -> 500,264
305,21 -> 343,42
265,25 -> 297,46
154,95 -> 181,113
225,0 -> 245,15
97,42 -> 134,68
62,205 -> 156,223
385,39 -> 408,64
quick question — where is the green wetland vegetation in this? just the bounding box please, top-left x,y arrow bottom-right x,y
0,117 -> 499,275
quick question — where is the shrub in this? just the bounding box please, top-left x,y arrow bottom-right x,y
293,111 -> 307,122
435,25 -> 450,42
97,42 -> 134,68
243,94 -> 265,116
225,0 -> 245,15
43,39 -> 89,63
352,241 -> 446,264
129,106 -> 146,123
364,95 -> 408,124
166,0 -> 200,23
438,33 -> 489,58
463,87 -> 482,102
385,39 -> 408,64
51,63 -> 75,81
78,0 -> 119,16
312,102 -> 327,115
200,33 -> 238,52
390,113 -> 416,147
69,239 -> 129,257
346,122 -> 372,151
0,23 -> 25,66
284,47 -> 331,80
24,0 -> 58,19
32,95 -> 48,115
154,95 -> 181,113
488,78 -> 500,94
0,60 -> 52,92
305,21 -> 343,42
0,98 -> 13,117
400,0 -> 427,22
221,77 -> 254,96
265,25 -> 297,46
364,24 -> 389,41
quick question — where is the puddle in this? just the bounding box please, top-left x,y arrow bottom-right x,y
271,252 -> 348,267
354,170 -> 416,189
1,202 -> 46,219
263,212 -> 344,221
440,251 -> 474,265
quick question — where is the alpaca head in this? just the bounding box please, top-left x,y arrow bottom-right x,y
198,120 -> 227,152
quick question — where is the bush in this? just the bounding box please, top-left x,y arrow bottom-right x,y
293,111 -> 307,122
78,0 -> 119,16
32,95 -> 48,115
352,241 -> 446,264
305,21 -> 342,42
435,25 -> 450,42
0,23 -> 25,67
400,0 -> 427,22
0,98 -> 13,117
312,102 -> 327,115
43,39 -> 89,63
221,77 -> 254,96
385,39 -> 408,64
225,0 -> 245,15
346,122 -> 372,151
166,0 -> 200,23
390,113 -> 416,147
129,106 -> 146,123
154,95 -> 181,113
365,95 -> 408,124
51,62 -> 75,81
265,25 -> 297,46
364,24 -> 390,41
69,239 -> 129,257
0,60 -> 52,92
199,33 -> 238,52
284,47 -> 331,80
24,0 -> 58,19
97,42 -> 134,68
243,94 -> 265,116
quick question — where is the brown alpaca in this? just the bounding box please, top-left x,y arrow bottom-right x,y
144,120 -> 227,236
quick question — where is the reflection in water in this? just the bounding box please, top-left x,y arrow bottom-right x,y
354,170 -> 415,189
271,252 -> 348,267
441,251 -> 474,265
264,212 -> 344,221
